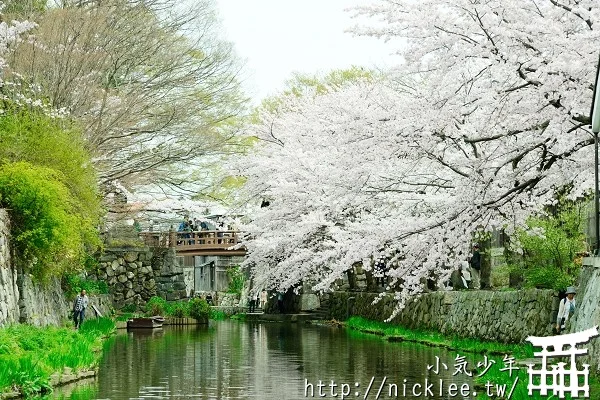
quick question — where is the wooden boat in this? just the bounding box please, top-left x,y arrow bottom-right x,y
127,316 -> 165,329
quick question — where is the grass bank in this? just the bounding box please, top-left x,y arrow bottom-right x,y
0,318 -> 115,398
346,317 -> 600,399
345,316 -> 533,358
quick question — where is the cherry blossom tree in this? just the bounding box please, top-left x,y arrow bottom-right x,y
238,1 -> 600,315
238,80 -> 463,310
349,0 -> 598,205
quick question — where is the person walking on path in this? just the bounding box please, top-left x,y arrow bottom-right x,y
460,261 -> 472,289
469,244 -> 481,289
260,290 -> 267,309
556,286 -> 577,333
248,292 -> 258,313
72,289 -> 89,329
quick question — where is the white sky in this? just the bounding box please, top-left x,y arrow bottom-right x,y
214,0 -> 401,103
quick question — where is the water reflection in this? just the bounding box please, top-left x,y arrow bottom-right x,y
52,321 -> 475,400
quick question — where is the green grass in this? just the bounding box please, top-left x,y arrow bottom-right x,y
115,312 -> 135,322
79,317 -> 116,337
0,318 -> 115,397
346,317 -> 600,399
345,317 -> 534,358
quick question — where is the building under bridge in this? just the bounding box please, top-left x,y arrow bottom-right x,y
139,230 -> 246,293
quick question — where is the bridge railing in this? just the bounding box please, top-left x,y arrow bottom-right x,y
139,230 -> 242,251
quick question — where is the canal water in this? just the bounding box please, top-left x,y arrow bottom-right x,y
52,321 -> 478,400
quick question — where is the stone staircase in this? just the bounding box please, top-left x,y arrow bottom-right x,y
311,297 -> 330,320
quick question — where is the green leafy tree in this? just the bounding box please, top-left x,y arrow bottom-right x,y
0,108 -> 101,220
0,162 -> 100,279
0,108 -> 101,280
63,274 -> 108,299
514,200 -> 587,291
226,265 -> 244,294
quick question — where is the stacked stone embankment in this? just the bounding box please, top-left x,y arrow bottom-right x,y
92,249 -> 157,308
0,209 -> 112,326
328,289 -> 558,343
89,247 -> 188,309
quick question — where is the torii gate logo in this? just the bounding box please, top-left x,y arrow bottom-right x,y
526,326 -> 599,398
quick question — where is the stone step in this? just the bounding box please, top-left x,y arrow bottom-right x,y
311,306 -> 330,319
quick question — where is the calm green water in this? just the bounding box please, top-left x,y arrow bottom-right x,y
52,321 -> 477,400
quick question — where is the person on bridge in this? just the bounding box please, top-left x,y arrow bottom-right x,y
185,220 -> 194,245
217,222 -> 225,243
177,220 -> 186,245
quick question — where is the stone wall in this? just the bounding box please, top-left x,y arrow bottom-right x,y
328,289 -> 558,343
0,209 -> 113,326
570,258 -> 600,372
218,293 -> 240,307
90,247 -> 189,308
18,274 -> 69,326
0,210 -> 19,324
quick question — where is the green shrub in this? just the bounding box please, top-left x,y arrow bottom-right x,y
513,199 -> 585,291
188,298 -> 210,321
0,108 -> 100,217
169,302 -> 188,318
523,265 -> 573,291
0,162 -> 100,280
230,313 -> 246,321
63,274 -> 109,299
0,109 -> 102,280
145,296 -> 169,316
115,313 -> 134,322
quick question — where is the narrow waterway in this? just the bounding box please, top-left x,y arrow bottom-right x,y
53,321 -> 478,400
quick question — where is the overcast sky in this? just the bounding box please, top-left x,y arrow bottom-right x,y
214,0 -> 401,103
